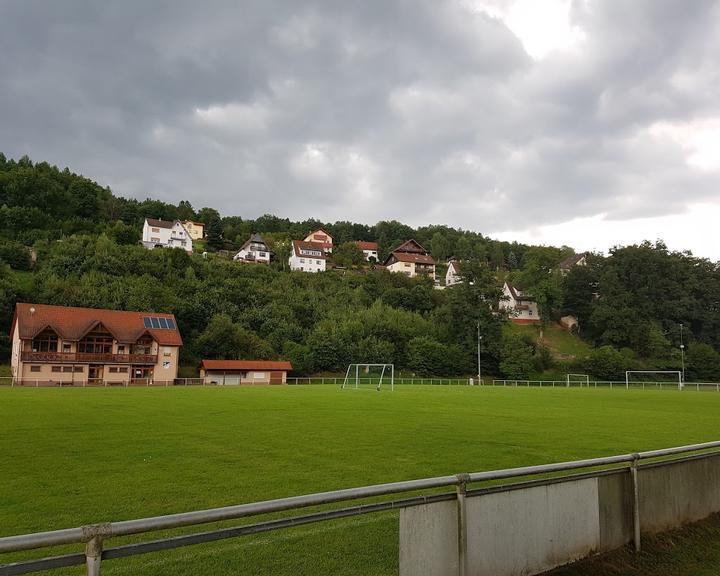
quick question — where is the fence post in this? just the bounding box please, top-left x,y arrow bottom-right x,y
630,454 -> 641,552
456,473 -> 470,576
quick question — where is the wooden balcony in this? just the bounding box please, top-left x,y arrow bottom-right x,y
21,352 -> 158,365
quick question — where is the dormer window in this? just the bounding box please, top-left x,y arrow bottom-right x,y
32,329 -> 59,353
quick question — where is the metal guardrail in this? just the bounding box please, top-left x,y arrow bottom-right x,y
1,440 -> 720,575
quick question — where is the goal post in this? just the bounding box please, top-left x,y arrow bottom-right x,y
625,371 -> 683,390
566,373 -> 590,387
342,364 -> 395,391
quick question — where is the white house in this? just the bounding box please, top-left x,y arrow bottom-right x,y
234,233 -> 272,264
446,258 -> 462,286
142,218 -> 193,253
289,240 -> 326,272
558,252 -> 588,276
500,282 -> 540,324
354,241 -> 379,262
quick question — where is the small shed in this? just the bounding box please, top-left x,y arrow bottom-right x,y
199,360 -> 293,385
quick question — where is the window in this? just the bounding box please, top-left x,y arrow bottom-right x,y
132,336 -> 153,355
52,366 -> 62,373
118,367 -> 128,373
151,237 -> 161,242
78,331 -> 113,354
62,366 -> 73,373
259,252 -> 266,257
32,329 -> 58,352
30,365 -> 41,372
109,367 -> 118,373
300,258 -> 305,263
253,372 -> 266,379
63,343 -> 71,353
152,227 -> 160,233
73,366 -> 84,373
316,260 -> 322,265
117,345 -> 126,354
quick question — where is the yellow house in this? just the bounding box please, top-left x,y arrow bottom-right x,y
10,303 -> 183,386
181,220 -> 205,241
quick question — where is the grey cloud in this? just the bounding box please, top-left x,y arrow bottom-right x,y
1,0 -> 719,234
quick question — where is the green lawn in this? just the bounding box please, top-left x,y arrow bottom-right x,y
1,385 -> 720,575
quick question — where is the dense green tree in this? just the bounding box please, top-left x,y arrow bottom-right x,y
584,346 -> 626,381
686,343 -> 720,382
499,333 -> 534,379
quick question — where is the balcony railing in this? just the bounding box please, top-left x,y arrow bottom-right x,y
21,352 -> 158,365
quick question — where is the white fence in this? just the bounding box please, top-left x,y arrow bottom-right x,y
491,379 -> 720,391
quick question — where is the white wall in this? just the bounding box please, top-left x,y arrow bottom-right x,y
289,254 -> 326,272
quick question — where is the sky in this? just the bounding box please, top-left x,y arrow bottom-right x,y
1,0 -> 719,259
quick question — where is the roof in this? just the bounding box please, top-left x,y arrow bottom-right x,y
292,240 -> 327,259
239,233 -> 270,252
305,228 -> 333,239
354,241 -> 379,251
200,360 -> 293,371
448,260 -> 460,274
180,220 -> 204,227
388,252 -> 435,265
12,303 -> 183,346
559,253 -> 587,269
505,282 -> 535,302
392,239 -> 428,254
145,218 -> 176,229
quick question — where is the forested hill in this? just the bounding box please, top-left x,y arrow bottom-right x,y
1,153 -> 719,381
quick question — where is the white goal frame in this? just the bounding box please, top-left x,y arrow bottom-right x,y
625,370 -> 683,390
566,373 -> 590,387
342,364 -> 394,391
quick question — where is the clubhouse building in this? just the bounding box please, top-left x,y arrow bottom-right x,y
10,303 -> 183,386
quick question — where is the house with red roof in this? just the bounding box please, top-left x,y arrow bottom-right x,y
383,240 -> 436,280
354,241 -> 379,262
303,228 -> 333,253
200,359 -> 293,385
10,303 -> 183,386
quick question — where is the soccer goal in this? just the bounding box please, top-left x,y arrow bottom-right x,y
566,373 -> 590,387
342,364 -> 394,391
625,371 -> 683,390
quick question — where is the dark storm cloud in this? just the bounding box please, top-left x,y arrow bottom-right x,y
1,0 -> 719,231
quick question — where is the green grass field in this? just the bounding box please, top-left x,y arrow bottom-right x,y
2,385 -> 720,575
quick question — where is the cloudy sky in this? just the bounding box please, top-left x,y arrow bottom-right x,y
2,0 -> 719,259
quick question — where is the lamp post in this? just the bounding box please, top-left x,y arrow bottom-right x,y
679,323 -> 685,386
477,322 -> 483,386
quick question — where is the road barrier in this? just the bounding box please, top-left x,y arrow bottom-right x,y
2,441 -> 720,575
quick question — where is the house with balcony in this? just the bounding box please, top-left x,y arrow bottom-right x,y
180,220 -> 205,241
142,218 -> 193,253
10,303 -> 183,386
234,233 -> 273,264
499,282 -> 540,324
383,240 -> 435,280
303,229 -> 333,254
289,240 -> 326,272
354,241 -> 379,262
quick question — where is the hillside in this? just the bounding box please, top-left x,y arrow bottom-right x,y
1,153 -> 719,381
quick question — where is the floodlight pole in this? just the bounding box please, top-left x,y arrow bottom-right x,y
477,323 -> 483,386
679,323 -> 685,386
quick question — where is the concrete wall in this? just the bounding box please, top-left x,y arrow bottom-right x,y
400,455 -> 720,576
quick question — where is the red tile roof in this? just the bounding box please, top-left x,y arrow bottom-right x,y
200,360 -> 293,371
12,303 -> 183,346
292,240 -> 327,259
354,241 -> 379,251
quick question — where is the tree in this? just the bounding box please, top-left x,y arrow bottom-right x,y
686,343 -> 720,382
407,336 -> 449,376
196,314 -> 274,360
205,216 -> 224,251
584,346 -> 626,381
499,333 -> 534,379
332,242 -> 365,268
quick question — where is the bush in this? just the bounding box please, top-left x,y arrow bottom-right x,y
0,240 -> 31,270
499,333 -> 535,379
584,346 -> 626,381
687,343 -> 720,382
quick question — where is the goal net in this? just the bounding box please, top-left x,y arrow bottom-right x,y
342,364 -> 394,391
566,373 -> 590,387
625,371 -> 683,390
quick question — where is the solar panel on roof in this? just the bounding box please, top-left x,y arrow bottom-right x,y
150,317 -> 161,329
158,317 -> 169,329
166,318 -> 176,330
143,317 -> 152,328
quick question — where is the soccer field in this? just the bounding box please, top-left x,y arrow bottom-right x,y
2,385 -> 720,575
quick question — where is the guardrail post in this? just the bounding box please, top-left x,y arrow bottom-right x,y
456,473 -> 470,576
630,454 -> 641,552
85,535 -> 103,575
